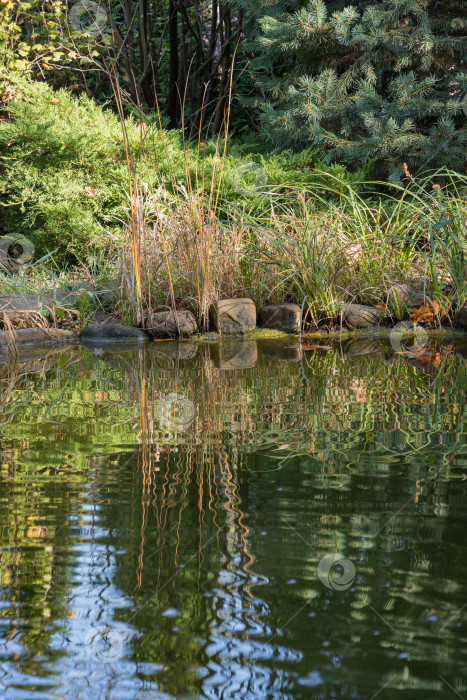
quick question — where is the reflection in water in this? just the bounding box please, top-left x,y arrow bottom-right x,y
0,335 -> 466,699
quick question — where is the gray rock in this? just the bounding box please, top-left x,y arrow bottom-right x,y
258,303 -> 301,333
343,303 -> 383,328
97,279 -> 122,306
78,324 -> 146,343
210,298 -> 256,335
0,294 -> 62,327
0,327 -> 76,350
388,283 -> 416,308
405,292 -> 434,309
146,310 -> 198,338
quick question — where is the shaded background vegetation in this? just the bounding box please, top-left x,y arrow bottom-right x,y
1,0 -> 466,176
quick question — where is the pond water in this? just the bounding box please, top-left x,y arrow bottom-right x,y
0,334 -> 466,699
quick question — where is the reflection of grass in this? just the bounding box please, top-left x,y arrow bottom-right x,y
125,341 -> 467,489
0,338 -> 464,488
0,339 -> 465,687
0,341 -> 465,473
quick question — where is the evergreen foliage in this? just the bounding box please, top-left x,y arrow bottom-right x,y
244,0 -> 467,180
0,79 -> 367,264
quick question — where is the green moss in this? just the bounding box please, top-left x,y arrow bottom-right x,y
303,329 -> 354,340
247,328 -> 291,339
190,332 -> 221,343
302,326 -> 466,341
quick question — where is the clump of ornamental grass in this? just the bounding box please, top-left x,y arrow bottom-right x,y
3,78 -> 465,331
111,165 -> 465,331
229,168 -> 467,329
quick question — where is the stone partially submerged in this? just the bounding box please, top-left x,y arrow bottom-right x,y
258,303 -> 301,333
146,310 -> 198,338
0,328 -> 76,352
210,298 -> 256,335
78,324 -> 146,343
343,303 -> 383,329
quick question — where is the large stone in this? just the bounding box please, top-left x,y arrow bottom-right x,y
0,294 -> 58,326
210,298 -> 256,335
343,303 -> 383,329
405,292 -> 434,309
0,327 -> 76,350
388,283 -> 416,308
146,310 -> 198,338
78,324 -> 146,343
97,279 -> 122,306
258,303 -> 301,333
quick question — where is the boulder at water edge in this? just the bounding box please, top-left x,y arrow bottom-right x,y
146,310 -> 198,338
78,324 -> 146,343
258,303 -> 301,333
343,304 -> 383,329
210,298 -> 256,335
0,327 -> 76,350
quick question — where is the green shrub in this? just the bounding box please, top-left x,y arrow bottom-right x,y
0,78 -> 183,263
0,78 -> 363,266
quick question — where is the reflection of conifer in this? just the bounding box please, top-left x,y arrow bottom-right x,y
241,0 -> 467,180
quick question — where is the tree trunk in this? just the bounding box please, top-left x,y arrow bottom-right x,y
168,0 -> 179,127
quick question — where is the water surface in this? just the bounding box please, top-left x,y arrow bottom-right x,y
0,335 -> 466,699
